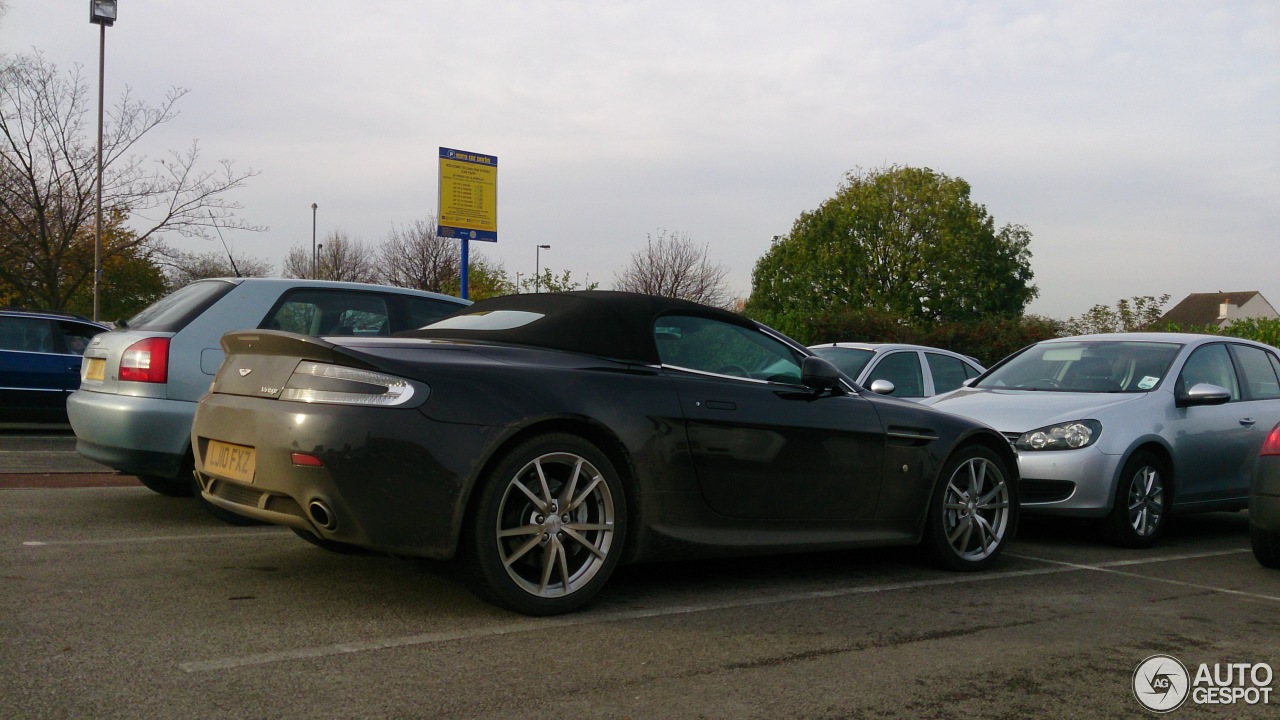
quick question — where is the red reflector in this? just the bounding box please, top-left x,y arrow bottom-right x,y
118,337 -> 170,383
1262,427 -> 1280,457
290,452 -> 324,467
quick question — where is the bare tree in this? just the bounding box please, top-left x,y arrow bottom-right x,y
282,230 -> 377,283
0,52 -> 260,311
613,229 -> 731,307
376,217 -> 459,292
157,246 -> 274,289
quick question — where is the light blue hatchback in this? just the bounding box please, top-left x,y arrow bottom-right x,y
68,278 -> 468,509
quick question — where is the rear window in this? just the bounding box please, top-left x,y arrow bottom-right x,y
125,280 -> 236,332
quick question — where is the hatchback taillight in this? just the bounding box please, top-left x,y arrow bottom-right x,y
1262,426 -> 1280,457
119,337 -> 170,383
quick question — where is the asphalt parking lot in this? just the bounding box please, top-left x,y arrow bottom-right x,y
2,431 -> 1278,719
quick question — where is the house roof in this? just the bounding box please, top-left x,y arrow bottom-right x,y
1157,291 -> 1263,327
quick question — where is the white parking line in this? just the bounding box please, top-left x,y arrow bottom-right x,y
180,547 -> 1280,673
1008,548 -> 1280,602
179,564 -> 1081,673
21,529 -> 290,546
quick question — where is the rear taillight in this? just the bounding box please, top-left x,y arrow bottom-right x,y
119,337 -> 170,383
1262,426 -> 1280,457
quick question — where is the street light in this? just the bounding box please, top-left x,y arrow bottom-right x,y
315,244 -> 323,279
311,202 -> 318,279
534,244 -> 550,293
90,0 -> 117,322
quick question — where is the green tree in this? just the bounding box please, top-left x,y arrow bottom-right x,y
745,166 -> 1036,330
524,269 -> 599,294
1064,294 -> 1170,335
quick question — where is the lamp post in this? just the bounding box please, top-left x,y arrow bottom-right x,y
311,202 -> 318,279
315,244 -> 323,280
534,244 -> 550,293
90,0 -> 117,322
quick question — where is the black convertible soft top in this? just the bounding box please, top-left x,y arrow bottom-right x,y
400,291 -> 758,365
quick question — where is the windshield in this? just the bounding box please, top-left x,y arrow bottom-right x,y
977,340 -> 1181,393
810,346 -> 875,379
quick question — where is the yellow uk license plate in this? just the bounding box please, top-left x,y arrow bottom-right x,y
205,440 -> 257,483
84,357 -> 105,381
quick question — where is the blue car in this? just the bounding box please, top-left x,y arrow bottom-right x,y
0,309 -> 110,424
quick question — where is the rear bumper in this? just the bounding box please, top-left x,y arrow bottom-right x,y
192,392 -> 504,559
66,389 -> 195,478
1250,457 -> 1280,533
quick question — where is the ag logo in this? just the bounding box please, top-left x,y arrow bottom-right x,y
1134,654 -> 1190,713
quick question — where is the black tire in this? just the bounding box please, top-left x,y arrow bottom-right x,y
1251,523 -> 1280,569
292,528 -> 370,554
922,445 -> 1015,571
136,474 -> 192,497
464,433 -> 627,615
1101,450 -> 1169,548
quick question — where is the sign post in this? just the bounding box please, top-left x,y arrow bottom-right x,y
438,148 -> 498,299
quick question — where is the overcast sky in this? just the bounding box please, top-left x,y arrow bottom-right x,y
4,1 -> 1277,319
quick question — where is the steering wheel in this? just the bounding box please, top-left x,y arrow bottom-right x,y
1017,378 -> 1061,389
715,365 -> 751,379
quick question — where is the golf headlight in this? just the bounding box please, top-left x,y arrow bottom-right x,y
280,361 -> 420,406
1016,420 -> 1101,451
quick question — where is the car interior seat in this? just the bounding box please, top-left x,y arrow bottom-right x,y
1064,356 -> 1121,392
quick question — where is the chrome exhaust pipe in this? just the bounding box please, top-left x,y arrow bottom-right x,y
307,500 -> 337,530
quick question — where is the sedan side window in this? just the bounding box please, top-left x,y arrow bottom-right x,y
926,353 -> 970,394
405,297 -> 464,329
1232,345 -> 1280,400
1178,343 -> 1240,401
0,317 -> 53,353
264,291 -> 390,336
867,352 -> 924,397
655,315 -> 802,383
58,321 -> 105,356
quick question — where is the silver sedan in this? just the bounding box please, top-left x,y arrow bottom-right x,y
808,342 -> 984,399
924,333 -> 1280,547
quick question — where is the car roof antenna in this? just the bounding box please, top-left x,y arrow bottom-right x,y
210,210 -> 242,278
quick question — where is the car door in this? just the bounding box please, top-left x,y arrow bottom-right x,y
55,320 -> 107,394
1171,342 -> 1257,504
863,351 -> 926,399
926,352 -> 978,396
657,315 -> 886,520
0,316 -> 66,416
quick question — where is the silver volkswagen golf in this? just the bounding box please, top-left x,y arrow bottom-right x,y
924,333 -> 1280,547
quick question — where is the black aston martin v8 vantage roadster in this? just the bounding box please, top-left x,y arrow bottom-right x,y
191,291 -> 1018,615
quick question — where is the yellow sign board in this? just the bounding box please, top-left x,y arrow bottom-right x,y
438,148 -> 497,242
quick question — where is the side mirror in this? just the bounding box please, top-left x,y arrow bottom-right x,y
868,379 -> 896,395
800,356 -> 843,392
1178,382 -> 1232,407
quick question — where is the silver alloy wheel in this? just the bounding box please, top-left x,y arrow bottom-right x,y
1126,465 -> 1164,537
942,456 -> 1011,561
494,451 -> 617,598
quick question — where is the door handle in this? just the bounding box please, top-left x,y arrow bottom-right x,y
1240,418 -> 1256,426
698,400 -> 737,411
